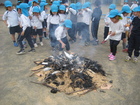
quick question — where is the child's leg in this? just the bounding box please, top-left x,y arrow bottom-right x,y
110,40 -> 120,56
134,36 -> 140,57
110,40 -> 113,53
18,35 -> 25,50
128,35 -> 135,57
38,29 -> 43,42
104,26 -> 109,39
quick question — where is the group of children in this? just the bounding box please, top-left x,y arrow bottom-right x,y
2,0 -> 140,63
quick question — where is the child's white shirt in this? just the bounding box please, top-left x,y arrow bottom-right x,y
59,14 -> 68,24
41,11 -> 47,20
123,4 -> 130,7
130,4 -> 138,10
77,10 -> 83,22
82,8 -> 92,25
47,14 -> 60,30
31,15 -> 43,29
55,26 -> 67,40
104,13 -> 111,27
20,14 -> 31,31
109,20 -> 124,41
2,9 -> 19,27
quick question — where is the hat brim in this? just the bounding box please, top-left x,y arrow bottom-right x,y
6,5 -> 12,7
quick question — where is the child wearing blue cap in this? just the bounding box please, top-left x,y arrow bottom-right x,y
40,2 -> 49,39
29,0 -> 40,16
107,9 -> 124,61
47,4 -> 60,50
2,0 -> 21,47
17,3 -> 35,55
31,6 -> 44,47
123,0 -> 130,7
67,3 -> 77,43
59,5 -> 68,24
91,0 -> 102,45
80,2 -> 92,46
101,4 -> 116,44
55,19 -> 73,54
130,0 -> 138,10
120,6 -> 132,53
125,6 -> 140,63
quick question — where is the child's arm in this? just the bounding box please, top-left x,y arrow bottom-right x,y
2,12 -> 8,26
69,8 -> 77,15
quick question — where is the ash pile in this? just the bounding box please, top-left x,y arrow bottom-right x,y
30,52 -> 112,95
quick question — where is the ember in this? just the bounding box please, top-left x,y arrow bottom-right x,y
30,52 -> 112,95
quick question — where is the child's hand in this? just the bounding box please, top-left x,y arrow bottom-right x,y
34,26 -> 37,29
111,32 -> 116,36
21,31 -> 25,36
29,16 -> 32,20
62,43 -> 66,48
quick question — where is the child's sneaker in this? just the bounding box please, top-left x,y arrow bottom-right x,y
109,55 -> 116,61
132,57 -> 138,63
16,49 -> 26,55
108,53 -> 112,58
40,42 -> 43,46
125,56 -> 131,62
13,42 -> 18,47
34,43 -> 38,47
28,48 -> 36,52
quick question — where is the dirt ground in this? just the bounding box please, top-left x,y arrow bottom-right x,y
0,5 -> 140,105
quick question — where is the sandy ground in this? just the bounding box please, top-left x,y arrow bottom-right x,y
0,5 -> 140,105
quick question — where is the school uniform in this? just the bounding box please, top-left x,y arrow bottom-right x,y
128,17 -> 140,57
81,8 -> 92,43
55,26 -> 70,51
41,10 -> 48,28
109,21 -> 124,56
68,8 -> 77,42
77,10 -> 83,37
47,14 -> 60,48
59,13 -> 68,24
2,9 -> 21,34
18,14 -> 34,50
91,7 -> 102,40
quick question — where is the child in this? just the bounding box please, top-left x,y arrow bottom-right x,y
29,0 -> 40,16
130,0 -> 138,10
101,4 -> 116,44
91,0 -> 102,45
123,0 -> 130,7
17,3 -> 35,55
2,0 -> 21,47
125,6 -> 140,63
55,19 -> 73,54
68,3 -> 77,43
47,4 -> 60,49
40,2 -> 49,39
59,5 -> 67,24
31,6 -> 44,47
120,6 -> 131,52
108,9 -> 124,61
81,3 -> 92,46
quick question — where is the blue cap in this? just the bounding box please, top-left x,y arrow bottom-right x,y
108,9 -> 121,18
59,5 -> 66,11
64,19 -> 72,28
124,0 -> 128,2
4,0 -> 12,7
85,2 -> 91,8
69,3 -> 76,10
41,0 -> 46,3
33,6 -> 40,13
109,4 -> 116,10
53,1 -> 61,6
40,2 -> 48,7
28,1 -> 33,7
19,3 -> 29,9
51,4 -> 58,12
76,2 -> 82,10
82,3 -> 88,9
121,6 -> 131,13
33,0 -> 39,3
133,6 -> 140,12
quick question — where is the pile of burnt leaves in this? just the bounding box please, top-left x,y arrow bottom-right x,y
30,52 -> 112,96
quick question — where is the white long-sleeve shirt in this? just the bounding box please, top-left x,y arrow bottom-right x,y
109,20 -> 124,41
41,11 -> 47,20
31,15 -> 43,29
77,10 -> 83,23
59,14 -> 68,23
55,26 -> 67,40
20,14 -> 31,31
81,8 -> 92,25
104,13 -> 111,27
47,14 -> 60,30
130,4 -> 138,10
2,9 -> 19,27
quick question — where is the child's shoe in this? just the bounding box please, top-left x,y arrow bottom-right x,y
125,56 -> 131,62
13,42 -> 18,47
109,55 -> 116,61
132,57 -> 138,63
16,49 -> 26,55
28,48 -> 36,52
34,43 -> 38,47
108,53 -> 112,58
40,42 -> 43,46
